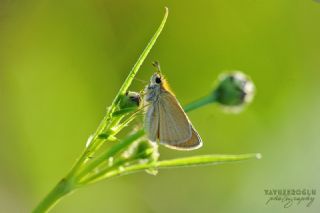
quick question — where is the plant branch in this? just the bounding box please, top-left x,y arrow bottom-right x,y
75,130 -> 145,181
81,153 -> 262,185
111,7 -> 169,107
32,179 -> 74,213
184,94 -> 217,113
32,8 -> 169,213
66,7 -> 169,178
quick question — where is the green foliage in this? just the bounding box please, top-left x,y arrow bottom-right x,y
32,8 -> 260,213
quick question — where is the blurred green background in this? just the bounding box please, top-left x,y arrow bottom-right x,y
1,0 -> 320,212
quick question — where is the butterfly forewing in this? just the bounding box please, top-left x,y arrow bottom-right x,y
164,126 -> 202,150
158,91 -> 202,150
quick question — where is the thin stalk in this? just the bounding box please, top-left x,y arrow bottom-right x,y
111,7 -> 169,108
75,130 -> 145,181
66,7 -> 168,177
32,179 -> 75,213
79,148 -> 154,184
81,153 -> 261,185
156,153 -> 262,168
32,8 -> 169,213
184,93 -> 217,113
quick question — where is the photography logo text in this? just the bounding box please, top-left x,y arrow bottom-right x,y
264,188 -> 316,208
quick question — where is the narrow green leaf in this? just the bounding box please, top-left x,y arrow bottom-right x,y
109,7 -> 169,113
156,153 -> 262,169
81,153 -> 262,185
66,8 -> 169,178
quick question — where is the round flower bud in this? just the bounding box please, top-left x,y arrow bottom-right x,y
213,71 -> 255,109
119,91 -> 141,109
122,139 -> 159,164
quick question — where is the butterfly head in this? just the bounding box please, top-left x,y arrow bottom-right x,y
150,72 -> 163,85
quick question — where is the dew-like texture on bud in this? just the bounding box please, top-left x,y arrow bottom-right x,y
119,91 -> 141,109
213,71 -> 255,109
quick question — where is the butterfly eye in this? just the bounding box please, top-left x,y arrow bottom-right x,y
155,77 -> 162,84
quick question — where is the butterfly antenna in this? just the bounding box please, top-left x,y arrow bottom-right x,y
134,77 -> 148,84
152,61 -> 162,74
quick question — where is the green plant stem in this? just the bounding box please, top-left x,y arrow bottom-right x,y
33,8 -> 168,213
81,153 -> 261,185
66,7 -> 169,178
184,94 -> 217,113
79,147 -> 154,184
32,179 -> 75,213
75,130 -> 145,181
111,7 -> 168,106
156,153 -> 261,168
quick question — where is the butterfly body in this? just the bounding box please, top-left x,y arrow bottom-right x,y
144,72 -> 202,150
